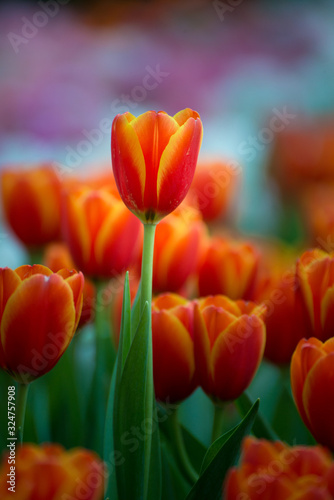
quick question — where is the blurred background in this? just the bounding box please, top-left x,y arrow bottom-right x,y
1,0 -> 334,458
2,0 -> 334,268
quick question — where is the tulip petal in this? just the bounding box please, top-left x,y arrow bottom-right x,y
152,309 -> 195,402
15,264 -> 53,279
1,274 -> 76,382
173,108 -> 200,126
303,353 -> 334,451
157,117 -> 202,216
0,268 -> 22,370
193,304 -> 212,392
291,339 -> 323,426
321,285 -> 334,340
58,270 -> 84,331
112,114 -> 146,212
211,315 -> 265,401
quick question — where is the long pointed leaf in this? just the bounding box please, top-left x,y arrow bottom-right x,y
186,400 -> 259,500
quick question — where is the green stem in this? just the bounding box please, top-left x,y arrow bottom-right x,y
170,409 -> 199,484
16,383 -> 30,445
211,404 -> 224,443
140,223 -> 157,314
140,223 -> 157,497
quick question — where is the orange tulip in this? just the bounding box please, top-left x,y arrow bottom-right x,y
194,296 -> 266,402
152,294 -> 197,402
291,337 -> 334,451
136,205 -> 207,293
224,437 -> 334,500
43,242 -> 96,328
296,248 -> 334,341
111,109 -> 202,223
301,184 -> 334,247
252,248 -> 334,364
269,119 -> 334,200
1,164 -> 62,247
197,237 -> 260,300
0,443 -> 105,499
0,265 -> 83,384
186,159 -> 240,222
62,185 -> 142,279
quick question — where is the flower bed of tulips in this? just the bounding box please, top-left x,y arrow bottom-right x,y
1,109 -> 334,499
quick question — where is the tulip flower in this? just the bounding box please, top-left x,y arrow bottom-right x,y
296,248 -> 334,341
224,436 -> 334,500
62,185 -> 142,279
1,164 -> 62,247
186,159 -> 240,222
253,248 -> 334,364
269,120 -> 334,200
291,337 -> 334,451
301,184 -> 334,246
111,109 -> 202,223
0,264 -> 84,384
197,237 -> 260,300
194,296 -> 266,402
0,443 -> 105,499
152,294 -> 197,403
43,242 -> 96,328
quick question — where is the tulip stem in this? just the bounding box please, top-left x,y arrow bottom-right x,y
140,223 -> 157,315
170,409 -> 199,484
211,404 -> 224,443
16,383 -> 30,445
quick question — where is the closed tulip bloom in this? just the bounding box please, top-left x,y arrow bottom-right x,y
111,109 -> 203,223
224,437 -> 334,500
194,296 -> 266,402
197,237 -> 260,300
0,265 -> 84,384
296,248 -> 334,341
152,294 -> 197,403
0,443 -> 105,499
1,164 -> 62,247
43,242 -> 96,328
186,159 -> 240,222
62,186 -> 142,279
291,337 -> 334,451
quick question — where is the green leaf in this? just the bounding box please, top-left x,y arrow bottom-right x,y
104,365 -> 119,500
118,272 -> 132,371
130,279 -> 141,338
113,303 -> 161,499
236,391 -> 278,440
186,399 -> 259,500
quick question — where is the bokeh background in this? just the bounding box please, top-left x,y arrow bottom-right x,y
1,0 -> 334,450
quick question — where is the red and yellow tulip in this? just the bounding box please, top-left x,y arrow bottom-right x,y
111,109 -> 202,223
1,164 -> 62,247
0,443 -> 105,499
224,437 -> 334,500
186,159 -> 240,222
152,294 -> 197,403
62,185 -> 142,279
291,337 -> 334,451
296,248 -> 334,341
194,296 -> 266,402
0,265 -> 84,383
197,237 -> 260,300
